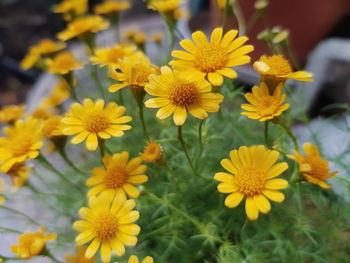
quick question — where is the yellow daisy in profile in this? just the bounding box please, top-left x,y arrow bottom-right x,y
73,192 -> 141,263
241,82 -> 289,121
125,255 -> 154,263
0,104 -> 25,124
108,56 -> 158,93
139,141 -> 162,163
148,0 -> 182,12
5,163 -> 31,189
90,44 -> 137,68
170,27 -> 254,86
57,15 -> 110,41
287,143 -> 338,188
62,99 -> 132,151
214,145 -> 289,220
0,118 -> 43,173
144,66 -> 224,126
94,0 -> 131,14
43,115 -> 65,139
31,106 -> 55,120
53,0 -> 88,18
253,54 -> 313,82
87,152 -> 148,199
40,80 -> 70,108
64,246 -> 95,263
10,226 -> 57,259
46,51 -> 84,75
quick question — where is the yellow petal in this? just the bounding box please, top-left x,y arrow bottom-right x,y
224,192 -> 244,208
173,106 -> 187,126
265,179 -> 288,190
85,239 -> 101,259
86,133 -> 98,151
262,190 -> 285,202
245,197 -> 259,220
253,194 -> 271,214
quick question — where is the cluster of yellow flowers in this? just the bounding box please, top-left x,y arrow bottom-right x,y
0,0 -> 340,262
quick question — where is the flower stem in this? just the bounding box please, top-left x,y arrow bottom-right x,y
37,155 -> 85,194
57,147 -> 89,175
198,119 -> 205,156
0,205 -> 40,226
98,139 -> 105,162
43,248 -> 62,263
278,122 -> 299,151
138,102 -> 150,140
62,73 -> 78,102
264,121 -> 271,148
92,66 -> 106,100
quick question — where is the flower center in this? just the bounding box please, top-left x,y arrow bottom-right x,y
107,49 -> 125,63
94,211 -> 119,240
257,96 -> 280,116
304,156 -> 329,179
263,55 -> 292,75
104,166 -> 128,188
193,44 -> 228,72
170,83 -> 199,106
85,114 -> 109,133
235,167 -> 266,196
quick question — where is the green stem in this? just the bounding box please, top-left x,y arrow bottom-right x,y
198,119 -> 205,155
278,122 -> 299,150
57,147 -> 88,175
98,139 -> 105,162
92,66 -> 106,100
138,102 -> 150,140
0,206 -> 40,226
43,248 -> 62,263
240,218 -> 249,244
37,155 -> 85,194
0,226 -> 22,234
62,73 -> 78,102
264,121 -> 271,148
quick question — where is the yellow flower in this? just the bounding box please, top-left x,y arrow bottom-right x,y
43,115 -> 65,139
94,0 -> 131,14
73,192 -> 141,263
139,141 -> 162,163
151,32 -> 164,43
57,15 -> 110,41
133,32 -> 147,44
216,0 -> 227,9
31,106 -> 55,120
5,163 -> 31,189
90,44 -> 138,68
272,30 -> 289,44
10,226 -> 57,259
125,255 -> 154,263
172,7 -> 188,20
0,104 -> 25,124
53,0 -> 88,17
253,55 -> 313,82
0,118 -> 43,173
287,143 -> 338,188
241,82 -> 289,121
214,145 -> 289,220
148,0 -> 183,12
170,27 -> 254,86
40,80 -> 70,108
20,52 -> 41,70
108,55 -> 158,93
0,177 -> 5,204
123,28 -> 139,41
65,246 -> 95,263
144,66 -> 224,126
87,152 -> 148,199
46,51 -> 84,75
62,99 -> 132,151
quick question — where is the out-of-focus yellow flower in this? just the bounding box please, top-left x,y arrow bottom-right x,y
46,51 -> 84,75
148,0 -> 183,12
10,226 -> 57,259
40,80 -> 70,108
0,177 -> 5,204
139,141 -> 162,163
87,152 -> 148,199
144,66 -> 224,126
151,32 -> 164,43
64,246 -> 95,263
0,104 -> 26,124
90,44 -> 138,67
62,99 -> 132,151
53,0 -> 88,18
254,0 -> 268,10
133,32 -> 147,44
288,143 -> 338,188
57,15 -> 110,41
20,39 -> 66,70
94,0 -> 131,14
172,7 -> 188,20
215,145 -> 289,220
123,28 -> 140,41
73,192 -> 140,262
43,115 -> 65,139
216,0 -> 227,9
253,55 -> 313,82
125,255 -> 154,263
170,27 -> 254,86
272,30 -> 289,44
0,118 -> 43,173
241,82 -> 289,121
108,55 -> 158,93
5,163 -> 31,189
31,106 -> 55,121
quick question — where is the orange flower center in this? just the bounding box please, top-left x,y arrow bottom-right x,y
261,55 -> 292,75
236,167 -> 266,196
194,44 -> 228,73
94,211 -> 119,240
85,114 -> 109,133
257,96 -> 281,116
104,166 -> 128,188
304,156 -> 329,179
170,83 -> 199,106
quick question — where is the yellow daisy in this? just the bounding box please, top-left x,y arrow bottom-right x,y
148,0 -> 183,12
64,246 -> 95,263
170,27 -> 254,86
287,143 -> 338,189
57,15 -> 110,41
241,82 -> 289,121
108,55 -> 158,93
73,192 -> 141,263
144,66 -> 224,126
94,0 -> 131,14
125,255 -> 154,263
214,145 -> 289,220
10,226 -> 57,259
61,99 -> 132,151
151,32 -> 164,43
0,118 -> 43,173
40,80 -> 70,108
139,141 -> 162,163
0,104 -> 25,124
53,0 -> 88,17
87,152 -> 148,199
45,51 -> 84,75
31,106 -> 55,120
90,44 -> 138,68
43,115 -> 65,139
253,54 -> 313,82
5,163 -> 31,189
